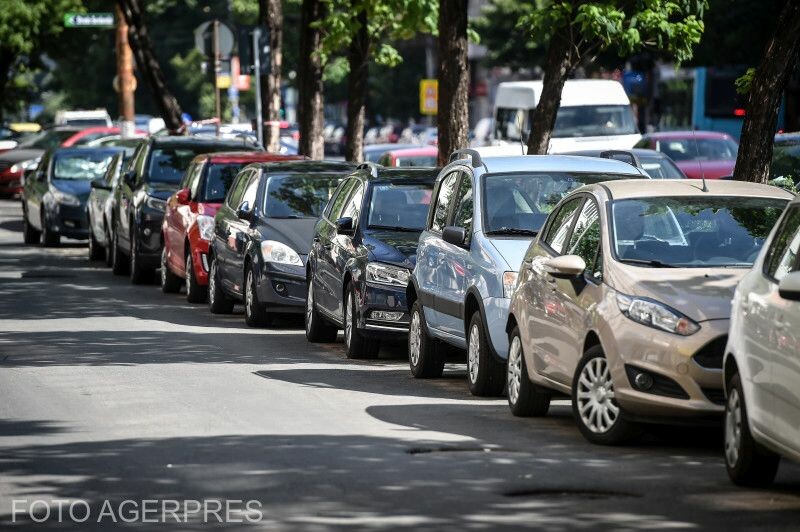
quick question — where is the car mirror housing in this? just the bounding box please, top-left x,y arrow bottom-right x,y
236,201 -> 253,221
778,271 -> 800,301
176,188 -> 191,205
123,170 -> 136,187
336,217 -> 354,235
544,254 -> 586,279
90,178 -> 110,191
442,225 -> 467,247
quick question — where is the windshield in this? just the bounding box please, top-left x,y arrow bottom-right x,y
202,162 -> 247,202
264,174 -> 341,218
612,196 -> 787,268
53,152 -> 115,180
367,183 -> 433,231
552,105 -> 638,138
148,147 -> 211,183
18,130 -> 76,150
483,172 -> 631,234
657,138 -> 739,161
396,155 -> 437,167
640,156 -> 685,179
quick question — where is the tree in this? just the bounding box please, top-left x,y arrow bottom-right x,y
733,1 -> 800,184
117,0 -> 184,132
259,0 -> 283,153
297,0 -> 326,158
437,0 -> 469,166
474,0 -> 540,72
520,1 -> 706,154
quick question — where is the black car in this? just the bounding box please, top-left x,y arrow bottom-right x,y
208,160 -> 355,326
565,148 -> 686,179
22,147 -> 124,246
109,136 -> 262,283
0,126 -> 83,197
306,163 -> 438,359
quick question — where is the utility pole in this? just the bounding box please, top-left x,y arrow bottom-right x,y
213,19 -> 221,136
252,27 -> 264,147
116,4 -> 136,138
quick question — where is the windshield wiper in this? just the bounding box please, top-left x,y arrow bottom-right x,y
486,228 -> 538,236
619,258 -> 676,268
368,225 -> 419,232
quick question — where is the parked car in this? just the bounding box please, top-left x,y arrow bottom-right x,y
723,195 -> 800,486
54,109 -> 113,128
407,151 -> 649,396
363,144 -> 421,163
565,149 -> 686,179
87,151 -> 129,264
109,136 -> 262,283
160,152 -> 304,303
208,160 -> 355,325
306,164 -> 438,357
770,131 -> 800,182
62,126 -> 147,147
506,180 -> 792,445
0,126 -> 83,197
377,146 -> 439,168
22,147 -> 124,246
635,131 -> 738,179
85,134 -> 147,151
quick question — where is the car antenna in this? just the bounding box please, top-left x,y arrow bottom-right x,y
691,128 -> 708,192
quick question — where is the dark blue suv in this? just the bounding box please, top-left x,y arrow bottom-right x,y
306,163 -> 438,358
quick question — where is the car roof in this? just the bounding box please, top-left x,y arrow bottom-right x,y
595,179 -> 795,200
476,155 -> 647,177
53,146 -> 126,156
193,152 -> 304,164
361,166 -> 439,182
564,148 -> 667,158
150,136 -> 262,149
249,160 -> 356,173
643,130 -> 734,140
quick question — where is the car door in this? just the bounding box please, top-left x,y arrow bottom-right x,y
214,169 -> 250,288
330,180 -> 365,321
315,178 -> 356,315
25,152 -> 50,230
226,170 -> 262,295
166,162 -> 202,272
118,143 -> 147,250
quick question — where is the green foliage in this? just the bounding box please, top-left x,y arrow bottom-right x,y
473,0 -> 540,70
735,67 -> 755,95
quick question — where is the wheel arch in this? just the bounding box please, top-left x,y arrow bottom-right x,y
583,330 -> 602,356
723,353 -> 738,395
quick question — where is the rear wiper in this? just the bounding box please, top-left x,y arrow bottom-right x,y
619,258 -> 676,268
486,228 -> 538,236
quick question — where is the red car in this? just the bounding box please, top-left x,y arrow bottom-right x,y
376,146 -> 439,167
635,130 -> 739,179
161,152 -> 304,302
61,126 -> 147,147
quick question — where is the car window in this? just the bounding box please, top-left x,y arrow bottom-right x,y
656,138 -> 739,162
567,199 -> 602,278
103,154 -> 121,185
52,152 -> 116,180
188,163 -> 204,199
764,206 -> 800,281
543,197 -> 584,254
367,182 -> 433,231
430,171 -> 460,233
326,178 -> 356,221
341,183 -> 364,225
264,174 -> 341,218
202,162 -> 247,203
179,163 -> 196,189
241,171 -> 261,209
452,173 -> 474,244
641,156 -> 685,179
225,170 -> 251,208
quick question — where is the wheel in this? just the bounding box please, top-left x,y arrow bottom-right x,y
129,227 -> 154,284
160,247 -> 182,293
244,265 -> 272,327
572,346 -> 641,445
88,225 -> 104,261
344,283 -> 379,359
22,208 -> 41,244
466,312 -> 506,397
725,371 -> 780,486
208,256 -> 234,314
185,253 -> 208,303
111,223 -> 129,276
507,326 -> 551,417
305,277 -> 338,342
408,299 -> 444,378
103,225 -> 113,267
41,214 -> 60,247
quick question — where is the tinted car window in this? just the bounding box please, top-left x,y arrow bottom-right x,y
567,199 -> 602,276
225,170 -> 251,208
341,183 -> 364,224
764,206 -> 800,281
367,183 -> 433,230
326,178 -> 356,221
543,197 -> 583,254
264,174 -> 341,218
430,171 -> 460,233
202,162 -> 246,203
640,156 -> 685,179
53,152 -> 115,180
18,130 -> 75,150
148,148 -> 209,183
656,138 -> 738,161
452,174 -> 474,243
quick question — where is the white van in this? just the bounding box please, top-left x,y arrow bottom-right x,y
493,79 -> 641,153
54,109 -> 113,128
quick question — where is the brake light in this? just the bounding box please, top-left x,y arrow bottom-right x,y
734,109 -> 746,117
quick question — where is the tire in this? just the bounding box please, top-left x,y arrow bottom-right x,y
208,256 -> 234,314
305,277 -> 338,342
41,214 -> 60,247
408,299 -> 444,378
344,283 -> 379,359
185,253 -> 208,303
724,371 -> 780,486
129,227 -> 154,285
111,223 -> 129,276
572,346 -> 641,445
160,247 -> 182,293
88,225 -> 104,261
22,209 -> 41,244
103,225 -> 113,267
507,326 -> 551,417
466,312 -> 506,397
244,265 -> 272,327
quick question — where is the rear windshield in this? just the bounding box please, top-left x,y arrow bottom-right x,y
18,130 -> 77,150
656,138 -> 739,162
148,147 -> 216,183
367,183 -> 433,231
53,152 -> 116,180
202,162 -> 248,202
263,174 -> 341,218
640,156 -> 685,179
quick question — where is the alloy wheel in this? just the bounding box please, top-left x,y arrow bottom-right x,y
185,255 -> 192,295
576,357 -> 619,434
209,262 -> 217,306
345,292 -> 353,348
305,281 -> 314,334
246,270 -> 254,318
160,249 -> 168,287
467,324 -> 480,384
725,387 -> 742,467
409,310 -> 421,366
507,335 -> 523,406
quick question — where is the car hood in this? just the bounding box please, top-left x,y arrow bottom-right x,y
145,182 -> 180,200
606,264 -> 746,322
51,178 -> 91,201
0,148 -> 44,164
676,160 -> 735,179
488,237 -> 535,271
364,230 -> 421,268
261,217 -> 318,255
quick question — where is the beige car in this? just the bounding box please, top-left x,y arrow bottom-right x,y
505,179 -> 793,445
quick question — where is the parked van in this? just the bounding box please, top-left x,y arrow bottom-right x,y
54,109 -> 113,128
493,79 -> 641,153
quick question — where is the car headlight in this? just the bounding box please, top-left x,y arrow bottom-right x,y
196,215 -> 215,241
48,185 -> 80,206
503,271 -> 519,298
616,292 -> 700,336
145,195 -> 166,212
10,158 -> 40,174
366,262 -> 410,287
261,240 -> 303,266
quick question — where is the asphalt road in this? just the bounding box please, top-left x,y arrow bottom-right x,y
0,198 -> 799,531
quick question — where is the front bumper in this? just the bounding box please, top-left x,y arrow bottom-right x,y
48,204 -> 90,239
484,296 -> 511,360
255,260 -> 307,314
134,210 -> 166,268
358,282 -> 410,336
189,239 -> 211,286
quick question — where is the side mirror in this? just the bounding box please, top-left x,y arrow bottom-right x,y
336,216 -> 354,235
778,271 -> 800,301
176,188 -> 191,205
123,170 -> 136,187
236,200 -> 253,221
544,254 -> 586,279
90,178 -> 110,191
22,168 -> 35,185
442,225 -> 467,247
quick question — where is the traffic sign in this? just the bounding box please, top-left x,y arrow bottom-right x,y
64,13 -> 115,28
420,79 -> 438,115
194,21 -> 234,58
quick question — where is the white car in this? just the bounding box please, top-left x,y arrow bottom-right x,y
724,196 -> 800,486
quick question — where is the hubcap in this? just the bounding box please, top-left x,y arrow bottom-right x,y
345,292 -> 353,348
576,357 -> 619,434
725,388 -> 742,467
185,256 -> 192,294
508,336 -> 522,405
305,282 -> 314,332
409,309 -> 421,367
468,324 -> 481,384
209,262 -> 217,305
246,270 -> 254,317
161,250 -> 167,286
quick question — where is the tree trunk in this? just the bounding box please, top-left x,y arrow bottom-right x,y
297,0 -> 326,159
116,0 -> 183,133
437,0 -> 470,166
259,0 -> 283,153
344,8 -> 370,163
734,1 -> 800,183
526,27 -> 575,155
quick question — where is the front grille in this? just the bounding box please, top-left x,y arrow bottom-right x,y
693,336 -> 727,369
702,387 -> 726,405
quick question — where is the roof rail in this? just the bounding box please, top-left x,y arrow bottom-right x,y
448,148 -> 486,170
599,150 -> 642,170
356,161 -> 380,178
